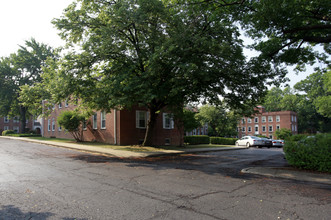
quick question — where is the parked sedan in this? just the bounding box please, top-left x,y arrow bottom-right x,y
235,136 -> 264,148
272,139 -> 284,148
259,138 -> 273,148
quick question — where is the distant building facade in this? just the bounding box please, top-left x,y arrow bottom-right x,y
0,116 -> 34,134
42,101 -> 183,146
237,106 -> 298,139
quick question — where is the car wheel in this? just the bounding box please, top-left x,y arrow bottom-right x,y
246,142 -> 250,148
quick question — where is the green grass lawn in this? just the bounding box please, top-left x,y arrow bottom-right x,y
24,137 -> 234,152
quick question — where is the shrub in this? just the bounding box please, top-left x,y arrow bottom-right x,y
2,130 -> 15,136
274,128 -> 292,140
210,137 -> 238,145
286,134 -> 309,142
283,133 -> 331,172
184,135 -> 210,145
57,110 -> 86,142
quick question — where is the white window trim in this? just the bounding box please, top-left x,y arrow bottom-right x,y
52,118 -> 55,131
163,113 -> 174,129
136,111 -> 148,129
83,120 -> 87,130
4,116 -> 9,123
276,125 -> 280,131
262,126 -> 266,132
261,116 -> 266,123
59,103 -> 62,109
268,116 -> 273,122
247,118 -> 252,123
248,126 -> 252,132
276,115 -> 280,122
48,119 -> 51,131
254,117 -> 259,123
242,127 -> 246,132
65,99 -> 69,107
269,125 -> 273,132
4,126 -> 9,131
101,111 -> 106,129
93,113 -> 98,130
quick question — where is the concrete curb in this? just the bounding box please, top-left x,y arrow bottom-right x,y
242,167 -> 331,185
0,136 -> 246,158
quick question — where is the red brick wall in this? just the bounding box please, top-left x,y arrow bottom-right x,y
0,116 -> 34,134
42,102 -> 183,146
238,110 -> 298,139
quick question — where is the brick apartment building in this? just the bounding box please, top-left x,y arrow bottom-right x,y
238,106 -> 298,139
0,116 -> 35,134
43,101 -> 183,146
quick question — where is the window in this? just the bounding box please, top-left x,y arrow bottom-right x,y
248,126 -> 252,132
59,103 -> 62,109
93,113 -> 98,129
262,126 -> 266,132
276,115 -> 280,122
13,116 -> 19,123
48,119 -> 51,131
261,116 -> 266,123
242,127 -> 246,132
136,111 -> 148,129
255,125 -> 259,132
269,125 -> 273,132
4,116 -> 9,123
247,118 -> 252,123
101,111 -> 106,129
268,116 -> 273,122
292,125 -> 294,131
163,113 -> 174,129
241,118 -> 245,124
52,118 -> 55,131
83,120 -> 87,130
4,126 -> 9,131
254,117 -> 259,123
13,126 -> 19,133
58,125 -> 62,131
65,99 -> 69,107
291,115 -> 294,122
295,125 -> 297,131
294,116 -> 297,122
269,135 -> 273,139
276,125 -> 280,131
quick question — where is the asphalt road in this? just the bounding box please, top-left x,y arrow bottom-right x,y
0,138 -> 330,220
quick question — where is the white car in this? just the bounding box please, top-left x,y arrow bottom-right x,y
235,136 -> 264,148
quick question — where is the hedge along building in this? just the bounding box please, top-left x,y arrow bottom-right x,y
237,106 -> 298,139
42,100 -> 183,146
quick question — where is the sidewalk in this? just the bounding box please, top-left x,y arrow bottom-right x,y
1,136 -> 330,185
0,136 -> 246,158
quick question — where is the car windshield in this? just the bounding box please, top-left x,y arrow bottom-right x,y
251,136 -> 260,140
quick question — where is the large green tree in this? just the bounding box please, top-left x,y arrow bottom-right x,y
0,39 -> 56,133
262,70 -> 331,133
195,104 -> 239,137
47,0 -> 283,146
187,0 -> 330,68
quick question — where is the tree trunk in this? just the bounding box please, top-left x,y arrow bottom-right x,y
142,108 -> 158,146
19,106 -> 27,134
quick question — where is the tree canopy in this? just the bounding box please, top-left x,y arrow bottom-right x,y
47,0 -> 281,145
262,69 -> 331,133
184,0 -> 330,69
0,39 -> 56,133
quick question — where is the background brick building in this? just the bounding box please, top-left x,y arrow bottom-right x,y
238,106 -> 298,139
43,101 -> 183,146
0,116 -> 34,134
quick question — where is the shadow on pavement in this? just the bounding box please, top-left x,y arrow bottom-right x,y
69,152 -> 284,180
0,205 -> 87,220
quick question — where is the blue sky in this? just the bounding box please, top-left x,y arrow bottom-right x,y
0,0 -> 325,88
